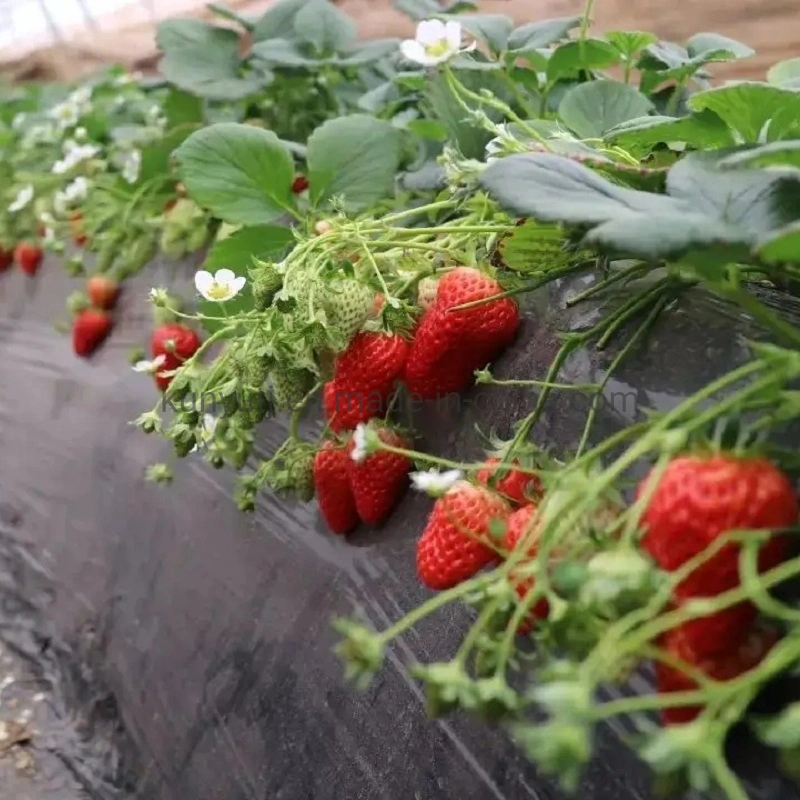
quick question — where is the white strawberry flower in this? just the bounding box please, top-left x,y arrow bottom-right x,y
49,101 -> 80,129
122,149 -> 141,184
148,287 -> 170,306
9,185 -> 33,213
132,354 -> 166,374
191,414 -> 219,453
64,176 -> 89,203
399,19 -> 475,66
410,468 -> 463,497
195,268 -> 246,302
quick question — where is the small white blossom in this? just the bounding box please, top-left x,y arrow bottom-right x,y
8,185 -> 33,213
194,268 -> 246,302
68,85 -> 92,110
64,176 -> 89,203
122,149 -> 141,183
11,113 -> 26,130
351,424 -> 369,464
52,142 -> 99,174
49,101 -> 80,129
399,19 -> 475,66
74,126 -> 88,141
148,287 -> 170,305
133,354 -> 167,374
411,468 -> 464,497
190,414 -> 219,453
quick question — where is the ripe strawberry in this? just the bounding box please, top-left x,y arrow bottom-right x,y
505,505 -> 550,631
405,267 -> 519,399
72,308 -> 113,357
639,454 -> 797,654
70,211 -> 87,246
477,457 -> 542,506
15,242 -> 43,276
416,481 -> 511,590
324,332 -> 409,432
314,440 -> 359,535
150,323 -> 202,391
347,428 -> 410,525
292,174 -> 309,193
656,625 -> 779,725
87,275 -> 120,310
0,246 -> 13,271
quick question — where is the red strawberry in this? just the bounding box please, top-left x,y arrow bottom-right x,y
150,323 -> 202,391
324,332 -> 408,432
72,308 -> 113,357
639,454 -> 797,654
292,174 -> 309,193
87,275 -> 120,310
347,428 -> 410,525
0,246 -> 13,271
477,457 -> 542,506
504,505 -> 550,631
70,211 -> 87,246
15,242 -> 43,276
405,267 -> 519,399
314,440 -> 359,535
656,625 -> 779,725
417,481 -> 511,590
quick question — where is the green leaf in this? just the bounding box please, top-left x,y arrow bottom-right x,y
767,57 -> 800,89
336,39 -> 400,66
163,88 -> 204,127
174,123 -> 295,225
392,0 -> 441,20
306,114 -> 402,211
479,152 -> 680,225
547,39 -> 620,82
507,16 -> 581,52
204,225 -> 294,271
250,38 -> 320,67
156,19 -> 264,100
755,222 -> 800,264
718,141 -> 800,171
425,69 -> 498,159
293,0 -> 357,54
604,30 -> 657,58
207,3 -> 255,31
480,150 -> 800,261
604,110 -> 735,151
558,80 -> 653,138
689,82 -> 800,143
139,124 -> 199,183
252,0 -> 308,42
685,32 -> 754,60
406,119 -> 449,141
451,13 -> 513,54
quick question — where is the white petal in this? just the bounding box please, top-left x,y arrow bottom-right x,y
153,354 -> 166,368
400,40 -> 430,65
416,19 -> 446,45
194,270 -> 214,297
231,276 -> 246,295
132,360 -> 153,373
213,268 -> 237,286
443,20 -> 462,48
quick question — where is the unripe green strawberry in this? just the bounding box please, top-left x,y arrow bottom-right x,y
250,260 -> 283,310
235,389 -> 271,428
324,278 -> 375,342
265,442 -> 316,502
66,290 -> 90,315
173,431 -> 197,458
95,231 -> 125,272
283,269 -> 315,310
186,222 -> 209,252
417,276 -> 439,310
246,358 -> 269,388
270,368 -> 315,410
121,235 -> 156,277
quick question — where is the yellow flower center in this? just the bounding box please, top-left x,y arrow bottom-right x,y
424,38 -> 451,58
207,281 -> 230,300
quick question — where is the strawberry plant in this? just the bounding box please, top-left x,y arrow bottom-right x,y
7,0 -> 800,796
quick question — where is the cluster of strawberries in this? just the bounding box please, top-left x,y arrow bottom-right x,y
0,242 -> 43,277
72,275 -> 120,357
638,453 -> 798,725
314,266 -> 523,535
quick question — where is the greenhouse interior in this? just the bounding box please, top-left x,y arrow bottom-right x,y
1,0 -> 800,798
